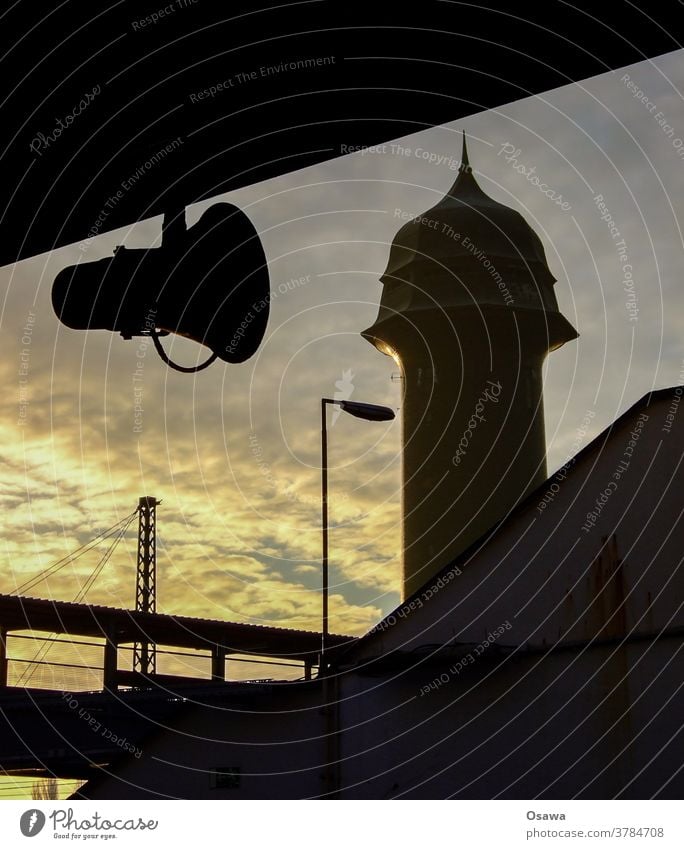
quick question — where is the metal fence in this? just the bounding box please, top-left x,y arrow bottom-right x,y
6,632 -> 315,691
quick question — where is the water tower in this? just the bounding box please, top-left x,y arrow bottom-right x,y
363,135 -> 578,599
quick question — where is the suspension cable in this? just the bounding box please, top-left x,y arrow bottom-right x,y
11,511 -> 136,597
15,512 -> 137,686
73,513 -> 135,603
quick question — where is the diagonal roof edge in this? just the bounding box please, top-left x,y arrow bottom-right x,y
348,385 -> 683,652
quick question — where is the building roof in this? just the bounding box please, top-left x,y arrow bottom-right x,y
346,385 -> 683,657
0,594 -> 354,660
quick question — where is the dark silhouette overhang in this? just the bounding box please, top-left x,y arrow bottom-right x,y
1,1 -> 680,266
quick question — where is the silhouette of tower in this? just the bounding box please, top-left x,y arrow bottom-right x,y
363,134 -> 578,599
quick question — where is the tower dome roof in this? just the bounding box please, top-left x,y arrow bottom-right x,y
383,134 -> 555,288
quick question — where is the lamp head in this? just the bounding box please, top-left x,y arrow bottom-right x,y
338,400 -> 395,422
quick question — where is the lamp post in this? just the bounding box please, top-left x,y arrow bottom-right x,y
320,398 -> 395,670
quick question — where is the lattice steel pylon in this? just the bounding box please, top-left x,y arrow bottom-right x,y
133,496 -> 159,675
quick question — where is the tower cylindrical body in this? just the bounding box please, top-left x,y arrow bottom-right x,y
364,137 -> 578,599
376,306 -> 564,599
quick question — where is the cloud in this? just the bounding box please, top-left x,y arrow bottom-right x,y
0,53 -> 682,677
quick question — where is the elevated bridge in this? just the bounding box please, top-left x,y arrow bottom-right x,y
0,593 -> 352,780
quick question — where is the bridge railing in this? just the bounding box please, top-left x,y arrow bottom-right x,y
4,633 -> 317,691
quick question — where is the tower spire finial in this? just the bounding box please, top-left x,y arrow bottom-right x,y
460,131 -> 472,174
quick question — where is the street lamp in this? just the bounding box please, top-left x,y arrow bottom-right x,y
320,397 -> 395,670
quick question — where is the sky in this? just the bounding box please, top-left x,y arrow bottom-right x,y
0,47 -> 682,734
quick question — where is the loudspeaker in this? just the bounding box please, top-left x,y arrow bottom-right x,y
52,203 -> 270,365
